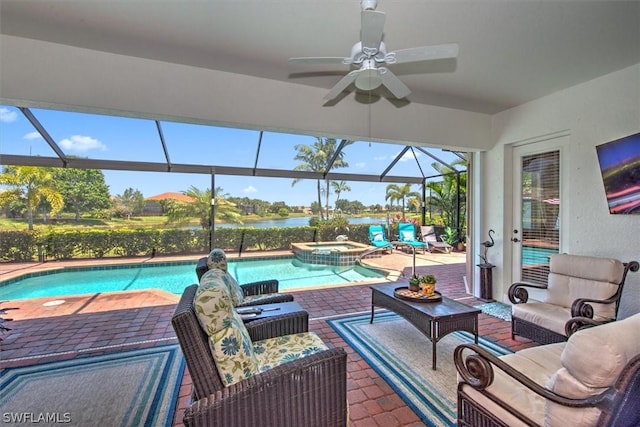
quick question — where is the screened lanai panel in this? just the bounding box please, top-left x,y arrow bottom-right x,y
161,122 -> 259,167
215,174 -> 396,209
337,140 -> 464,179
0,105 -> 58,157
415,149 -> 465,177
337,140 -> 415,176
30,109 -> 166,163
102,170 -> 211,199
257,132 -> 320,171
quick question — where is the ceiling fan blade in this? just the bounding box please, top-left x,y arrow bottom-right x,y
289,57 -> 352,65
386,43 -> 459,64
378,68 -> 411,99
324,70 -> 360,100
361,10 -> 385,50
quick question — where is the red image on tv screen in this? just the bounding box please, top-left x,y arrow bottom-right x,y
595,132 -> 640,215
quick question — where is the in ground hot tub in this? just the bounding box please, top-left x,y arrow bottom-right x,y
291,241 -> 371,266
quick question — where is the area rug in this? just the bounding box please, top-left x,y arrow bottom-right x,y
475,301 -> 512,322
328,312 -> 512,427
0,345 -> 184,427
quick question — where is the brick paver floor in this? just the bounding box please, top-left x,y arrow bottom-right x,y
0,251 -> 537,426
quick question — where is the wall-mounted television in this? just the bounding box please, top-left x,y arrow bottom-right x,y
595,132 -> 640,215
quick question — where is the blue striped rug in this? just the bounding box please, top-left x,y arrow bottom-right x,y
328,311 -> 511,427
0,345 -> 184,427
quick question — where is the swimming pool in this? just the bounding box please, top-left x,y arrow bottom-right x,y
522,246 -> 558,266
0,257 -> 386,300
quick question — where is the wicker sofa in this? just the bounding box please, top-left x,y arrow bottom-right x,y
455,312 -> 640,427
172,283 -> 348,427
508,254 -> 639,344
196,249 -> 295,307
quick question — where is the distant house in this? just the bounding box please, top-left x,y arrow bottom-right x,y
144,192 -> 195,215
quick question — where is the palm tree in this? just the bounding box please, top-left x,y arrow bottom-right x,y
0,166 -> 64,230
331,180 -> 351,209
385,183 -> 420,220
292,137 -> 352,220
426,159 -> 467,229
165,185 -> 242,228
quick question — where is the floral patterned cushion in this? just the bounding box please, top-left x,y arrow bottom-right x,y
193,273 -> 258,386
201,268 -> 244,306
206,248 -> 228,271
253,332 -> 329,372
205,248 -> 245,305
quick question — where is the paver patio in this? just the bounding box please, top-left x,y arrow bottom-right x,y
0,250 -> 536,426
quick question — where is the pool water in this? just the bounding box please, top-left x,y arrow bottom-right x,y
0,258 -> 385,300
522,246 -> 558,266
229,258 -> 382,288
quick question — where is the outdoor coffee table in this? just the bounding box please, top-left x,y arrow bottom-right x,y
370,283 -> 480,370
236,301 -> 304,323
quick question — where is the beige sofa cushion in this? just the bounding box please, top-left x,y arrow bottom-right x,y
545,312 -> 640,426
512,302 -> 570,337
459,343 -> 565,426
544,254 -> 624,320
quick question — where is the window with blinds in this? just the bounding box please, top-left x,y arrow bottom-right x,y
520,150 -> 560,284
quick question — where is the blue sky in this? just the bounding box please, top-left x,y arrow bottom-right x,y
0,105 -> 462,206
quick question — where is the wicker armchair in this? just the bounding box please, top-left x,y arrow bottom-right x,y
172,284 -> 348,427
454,312 -> 640,427
196,251 -> 294,307
508,254 -> 639,344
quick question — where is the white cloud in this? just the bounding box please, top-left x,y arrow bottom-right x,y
399,150 -> 420,162
355,161 -> 366,168
59,135 -> 107,152
0,108 -> 18,123
23,131 -> 42,140
243,185 -> 257,194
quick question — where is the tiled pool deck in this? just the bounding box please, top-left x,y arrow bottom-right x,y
0,250 -> 537,427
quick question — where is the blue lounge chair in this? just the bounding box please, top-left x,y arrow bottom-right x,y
368,225 -> 393,253
397,222 -> 427,254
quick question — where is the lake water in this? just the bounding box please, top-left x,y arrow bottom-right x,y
218,216 -> 387,229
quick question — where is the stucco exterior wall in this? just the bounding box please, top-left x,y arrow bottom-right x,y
479,64 -> 640,317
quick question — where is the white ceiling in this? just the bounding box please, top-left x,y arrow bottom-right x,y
1,0 -> 639,115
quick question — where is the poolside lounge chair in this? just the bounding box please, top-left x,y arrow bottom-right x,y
420,225 -> 452,253
172,281 -> 348,427
368,225 -> 393,253
396,222 -> 427,254
196,249 -> 294,307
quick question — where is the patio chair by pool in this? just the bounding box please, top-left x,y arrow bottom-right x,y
196,249 -> 294,307
172,281 -> 348,427
368,225 -> 393,253
396,222 -> 427,254
420,225 -> 452,253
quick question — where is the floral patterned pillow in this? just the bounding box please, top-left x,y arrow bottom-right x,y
206,248 -> 228,271
204,248 -> 245,305
201,268 -> 244,306
194,273 -> 258,386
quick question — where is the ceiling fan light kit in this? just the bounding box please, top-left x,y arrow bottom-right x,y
355,59 -> 383,91
288,1 -> 459,102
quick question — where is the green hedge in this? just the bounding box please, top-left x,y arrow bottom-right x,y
0,223 -> 382,262
0,230 -> 38,262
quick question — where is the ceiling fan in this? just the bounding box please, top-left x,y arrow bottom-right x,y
288,0 -> 458,102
